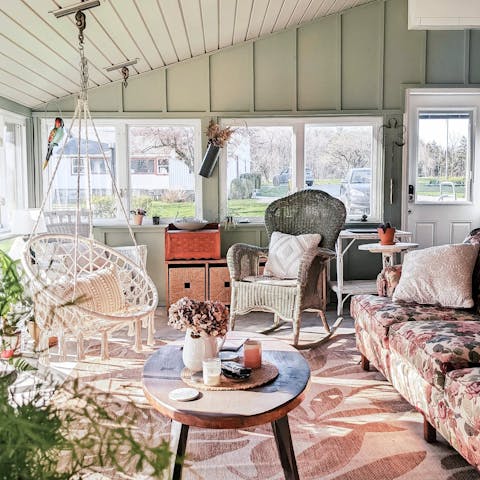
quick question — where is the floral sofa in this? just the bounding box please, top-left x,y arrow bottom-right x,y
351,229 -> 480,469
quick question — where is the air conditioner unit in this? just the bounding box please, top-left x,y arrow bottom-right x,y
409,0 -> 480,29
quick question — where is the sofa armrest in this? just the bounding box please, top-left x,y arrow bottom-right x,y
376,264 -> 402,297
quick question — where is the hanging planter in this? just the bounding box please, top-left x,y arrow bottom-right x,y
199,142 -> 221,178
198,120 -> 235,178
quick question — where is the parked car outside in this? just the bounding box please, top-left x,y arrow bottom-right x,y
272,168 -> 314,187
339,167 -> 371,214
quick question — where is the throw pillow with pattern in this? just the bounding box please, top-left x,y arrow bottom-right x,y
264,231 -> 321,279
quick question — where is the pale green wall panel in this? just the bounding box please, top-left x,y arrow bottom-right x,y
123,69 -> 164,112
297,16 -> 339,111
166,57 -> 209,112
0,95 -> 31,116
88,84 -> 121,112
254,30 -> 295,111
469,31 -> 480,83
210,46 -> 252,112
341,2 -> 382,110
426,31 -> 465,84
383,0 -> 424,109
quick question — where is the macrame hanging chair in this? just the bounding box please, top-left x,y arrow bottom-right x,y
21,8 -> 157,361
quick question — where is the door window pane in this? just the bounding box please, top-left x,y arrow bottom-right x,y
128,126 -> 196,219
226,126 -> 294,219
416,112 -> 471,202
43,124 -> 117,219
305,124 -> 375,218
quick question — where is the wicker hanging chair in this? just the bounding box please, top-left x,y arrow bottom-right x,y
21,9 -> 158,361
23,234 -> 157,360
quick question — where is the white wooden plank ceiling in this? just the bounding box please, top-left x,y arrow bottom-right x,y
0,0 -> 373,108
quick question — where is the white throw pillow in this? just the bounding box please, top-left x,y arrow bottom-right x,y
392,243 -> 479,308
60,266 -> 125,313
264,231 -> 321,279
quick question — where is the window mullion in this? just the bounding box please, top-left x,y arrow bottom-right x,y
294,122 -> 305,192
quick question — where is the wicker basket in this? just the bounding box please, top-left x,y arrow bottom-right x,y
165,223 -> 220,260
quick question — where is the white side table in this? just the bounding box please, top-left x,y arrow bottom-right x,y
330,229 -> 413,316
358,242 -> 419,268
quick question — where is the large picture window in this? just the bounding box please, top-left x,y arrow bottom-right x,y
41,119 -> 201,221
221,117 -> 383,222
128,125 -> 197,219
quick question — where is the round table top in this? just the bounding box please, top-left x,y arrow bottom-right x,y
142,331 -> 311,429
358,242 -> 419,253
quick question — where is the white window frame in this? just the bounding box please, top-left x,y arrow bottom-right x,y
0,109 -> 28,236
41,118 -> 203,220
219,116 -> 384,223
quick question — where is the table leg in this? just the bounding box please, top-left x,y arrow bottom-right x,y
169,420 -> 189,480
271,415 -> 300,480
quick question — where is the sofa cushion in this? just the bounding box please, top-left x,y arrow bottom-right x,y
444,368 -> 480,430
351,294 -> 479,347
389,321 -> 480,390
392,244 -> 479,308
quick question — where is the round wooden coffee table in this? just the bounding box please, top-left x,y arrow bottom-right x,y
143,331 -> 310,480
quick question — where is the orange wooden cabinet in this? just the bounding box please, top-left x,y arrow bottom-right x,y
165,223 -> 220,260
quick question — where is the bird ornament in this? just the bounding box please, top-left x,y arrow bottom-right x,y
43,117 -> 65,169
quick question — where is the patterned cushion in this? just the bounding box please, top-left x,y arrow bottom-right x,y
376,265 -> 402,297
264,231 -> 321,279
389,321 -> 480,389
444,368 -> 480,429
464,228 -> 480,314
61,266 -> 125,314
392,244 -> 479,308
350,294 -> 479,346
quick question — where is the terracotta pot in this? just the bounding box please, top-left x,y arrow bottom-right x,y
378,227 -> 396,245
1,333 -> 20,359
133,214 -> 144,226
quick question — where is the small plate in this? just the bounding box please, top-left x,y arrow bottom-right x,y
168,387 -> 200,402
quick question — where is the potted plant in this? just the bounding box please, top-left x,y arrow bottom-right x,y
0,363 -> 171,478
378,222 -> 396,245
130,208 -> 147,225
150,206 -> 162,225
0,250 -> 33,359
168,297 -> 229,372
199,120 -> 235,178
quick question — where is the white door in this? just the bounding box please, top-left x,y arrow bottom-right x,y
405,89 -> 480,247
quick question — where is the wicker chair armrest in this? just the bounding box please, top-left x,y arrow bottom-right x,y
227,243 -> 269,280
376,264 -> 403,297
297,247 -> 335,285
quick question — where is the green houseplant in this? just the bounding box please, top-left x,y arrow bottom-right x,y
0,365 -> 171,479
0,250 -> 33,359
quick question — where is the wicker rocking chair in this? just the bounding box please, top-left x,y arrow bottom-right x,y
227,189 -> 346,348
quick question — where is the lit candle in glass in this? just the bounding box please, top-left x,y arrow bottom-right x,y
203,357 -> 221,386
243,339 -> 262,369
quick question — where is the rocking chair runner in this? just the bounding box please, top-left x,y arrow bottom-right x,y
227,189 -> 346,348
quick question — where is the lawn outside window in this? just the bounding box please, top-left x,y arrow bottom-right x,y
219,117 -> 384,223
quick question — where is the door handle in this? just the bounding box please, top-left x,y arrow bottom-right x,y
408,184 -> 414,203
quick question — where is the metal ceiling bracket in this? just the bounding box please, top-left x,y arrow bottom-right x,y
50,0 -> 100,18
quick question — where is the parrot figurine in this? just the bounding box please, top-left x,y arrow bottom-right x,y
43,117 -> 65,169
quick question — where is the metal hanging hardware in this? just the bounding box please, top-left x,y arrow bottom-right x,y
105,59 -> 139,88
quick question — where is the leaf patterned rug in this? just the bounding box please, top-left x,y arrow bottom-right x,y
53,329 -> 480,479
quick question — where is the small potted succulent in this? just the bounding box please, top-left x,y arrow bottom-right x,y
130,208 -> 147,226
150,206 -> 162,225
378,222 -> 396,245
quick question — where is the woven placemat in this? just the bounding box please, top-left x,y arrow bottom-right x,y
181,361 -> 279,391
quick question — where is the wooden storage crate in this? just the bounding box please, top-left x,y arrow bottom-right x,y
208,265 -> 231,304
168,266 -> 206,305
165,223 -> 220,260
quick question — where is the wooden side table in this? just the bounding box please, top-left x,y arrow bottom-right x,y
142,331 -> 310,480
358,242 -> 419,268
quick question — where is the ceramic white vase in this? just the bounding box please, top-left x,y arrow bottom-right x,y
182,328 -> 223,373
